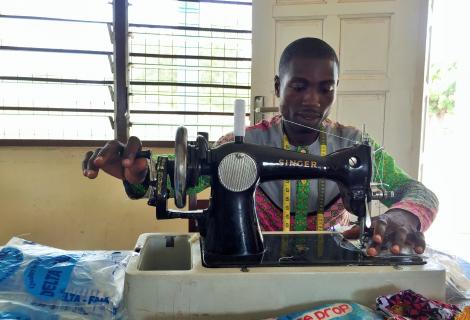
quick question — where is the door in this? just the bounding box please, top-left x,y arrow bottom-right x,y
251,0 -> 430,179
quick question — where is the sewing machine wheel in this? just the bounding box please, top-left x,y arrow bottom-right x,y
174,126 -> 188,208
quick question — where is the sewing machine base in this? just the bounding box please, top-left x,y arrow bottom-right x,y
200,232 -> 425,267
124,233 -> 445,319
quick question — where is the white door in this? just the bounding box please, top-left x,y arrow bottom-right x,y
251,0 -> 430,178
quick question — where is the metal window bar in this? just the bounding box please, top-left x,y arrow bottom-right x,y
0,106 -> 247,117
0,46 -> 251,62
0,14 -> 111,25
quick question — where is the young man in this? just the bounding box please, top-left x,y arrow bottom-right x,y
83,38 -> 438,256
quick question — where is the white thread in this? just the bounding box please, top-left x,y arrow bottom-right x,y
281,117 -> 361,144
281,116 -> 388,210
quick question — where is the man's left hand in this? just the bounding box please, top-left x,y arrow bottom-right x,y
343,209 -> 425,256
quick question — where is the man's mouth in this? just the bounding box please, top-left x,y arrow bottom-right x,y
296,111 -> 322,120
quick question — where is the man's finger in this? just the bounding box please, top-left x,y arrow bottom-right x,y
82,151 -> 94,176
127,157 -> 148,175
94,140 -> 123,166
390,227 -> 407,255
371,218 -> 387,245
365,218 -> 388,256
124,156 -> 149,184
122,136 -> 142,167
366,242 -> 382,257
86,148 -> 102,179
408,231 -> 426,254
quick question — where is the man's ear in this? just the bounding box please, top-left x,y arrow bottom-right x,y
274,75 -> 280,98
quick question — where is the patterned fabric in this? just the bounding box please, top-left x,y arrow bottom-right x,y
123,181 -> 148,199
376,289 -> 460,319
255,188 -> 348,231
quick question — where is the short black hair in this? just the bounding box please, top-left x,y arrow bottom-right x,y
278,37 -> 339,77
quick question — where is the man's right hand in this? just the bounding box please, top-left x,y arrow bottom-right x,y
82,136 -> 148,184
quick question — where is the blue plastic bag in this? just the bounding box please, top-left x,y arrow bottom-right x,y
0,237 -> 133,319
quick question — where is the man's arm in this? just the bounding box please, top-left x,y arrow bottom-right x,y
83,136 -> 148,185
83,136 -> 210,200
123,153 -> 211,200
361,138 -> 438,255
371,139 -> 438,232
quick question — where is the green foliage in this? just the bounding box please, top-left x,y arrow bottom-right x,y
428,62 -> 457,117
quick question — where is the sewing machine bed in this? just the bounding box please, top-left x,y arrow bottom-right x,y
125,233 -> 444,319
200,233 -> 425,267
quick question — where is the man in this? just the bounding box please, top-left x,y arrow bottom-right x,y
83,38 -> 438,257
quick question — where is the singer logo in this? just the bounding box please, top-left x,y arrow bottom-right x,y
278,159 -> 317,168
299,303 -> 352,320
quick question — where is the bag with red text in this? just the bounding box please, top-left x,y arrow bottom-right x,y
264,302 -> 383,320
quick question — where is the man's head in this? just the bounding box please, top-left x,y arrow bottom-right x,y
275,37 -> 339,135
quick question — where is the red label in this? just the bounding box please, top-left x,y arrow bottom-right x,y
300,303 -> 352,320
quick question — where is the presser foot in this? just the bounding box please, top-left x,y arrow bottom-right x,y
358,218 -> 373,250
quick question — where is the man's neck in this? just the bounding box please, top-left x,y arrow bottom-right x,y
283,122 -> 320,146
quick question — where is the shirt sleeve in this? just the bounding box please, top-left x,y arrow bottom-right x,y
371,139 -> 438,231
214,132 -> 235,146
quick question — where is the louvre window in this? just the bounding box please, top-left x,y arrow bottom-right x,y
0,0 -> 252,143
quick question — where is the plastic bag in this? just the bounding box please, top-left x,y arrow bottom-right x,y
0,299 -> 87,320
424,247 -> 470,303
0,237 -> 133,319
264,302 -> 383,320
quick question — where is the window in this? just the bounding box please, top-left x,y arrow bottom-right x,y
0,0 -> 252,143
128,0 -> 252,141
0,0 -> 114,141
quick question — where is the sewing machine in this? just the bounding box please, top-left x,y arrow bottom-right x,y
124,100 -> 445,319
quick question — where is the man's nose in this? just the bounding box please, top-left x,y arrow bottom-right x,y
302,88 -> 321,107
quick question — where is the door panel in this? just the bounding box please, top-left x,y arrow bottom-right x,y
339,16 -> 391,79
336,93 -> 386,143
275,19 -> 324,68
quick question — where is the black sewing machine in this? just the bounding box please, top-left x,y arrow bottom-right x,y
138,102 -> 424,268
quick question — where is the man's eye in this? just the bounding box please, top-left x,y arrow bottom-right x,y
321,85 -> 334,93
290,83 -> 306,90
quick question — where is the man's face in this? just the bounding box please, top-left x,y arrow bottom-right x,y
275,57 -> 339,129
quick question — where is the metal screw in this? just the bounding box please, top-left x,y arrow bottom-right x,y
349,156 -> 358,167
